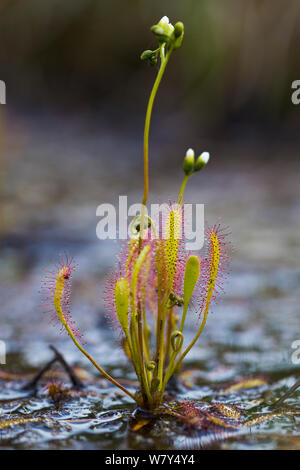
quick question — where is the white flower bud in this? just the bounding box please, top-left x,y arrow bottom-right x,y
200,151 -> 210,164
159,16 -> 170,25
194,151 -> 210,172
183,148 -> 195,174
157,16 -> 174,34
185,148 -> 195,159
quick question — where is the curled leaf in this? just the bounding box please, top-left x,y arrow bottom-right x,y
171,330 -> 184,352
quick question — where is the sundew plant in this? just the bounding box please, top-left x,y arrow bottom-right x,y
42,17 -> 231,409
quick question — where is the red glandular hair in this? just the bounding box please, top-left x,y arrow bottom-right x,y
41,253 -> 80,339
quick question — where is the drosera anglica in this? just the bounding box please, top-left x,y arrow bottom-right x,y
41,253 -> 80,340
42,16 -> 231,409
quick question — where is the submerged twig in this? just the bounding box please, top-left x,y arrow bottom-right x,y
22,356 -> 57,390
22,345 -> 84,390
271,377 -> 300,408
49,345 -> 84,389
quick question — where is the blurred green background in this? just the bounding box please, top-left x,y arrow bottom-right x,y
1,0 -> 300,138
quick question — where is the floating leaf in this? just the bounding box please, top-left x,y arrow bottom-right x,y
0,417 -> 45,430
206,415 -> 237,429
214,403 -> 241,419
131,419 -> 151,431
223,378 -> 267,394
244,411 -> 300,427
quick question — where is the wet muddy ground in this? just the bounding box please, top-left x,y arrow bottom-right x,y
0,113 -> 299,449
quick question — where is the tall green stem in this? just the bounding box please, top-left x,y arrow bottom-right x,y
178,174 -> 190,206
130,245 -> 153,405
157,301 -> 169,388
140,44 -> 173,239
